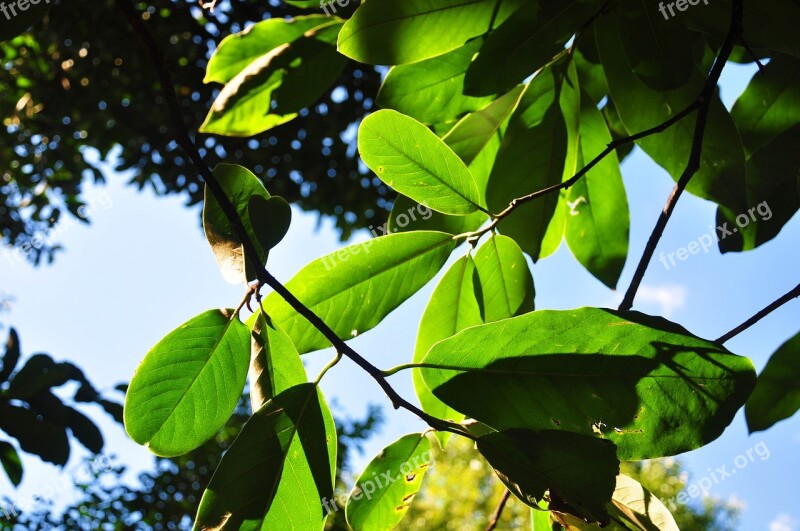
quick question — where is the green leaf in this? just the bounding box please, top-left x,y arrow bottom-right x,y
574,42 -> 609,106
420,307 -> 756,460
0,403 -> 70,465
249,311 -> 308,411
413,255 -> 483,445
601,100 -> 634,164
0,441 -> 22,486
248,195 -> 292,254
731,56 -> 800,153
607,474 -> 679,531
202,21 -> 346,136
478,429 -> 618,524
616,0 -> 697,91
714,57 -> 800,252
345,433 -> 433,531
205,16 -> 333,84
124,309 -> 250,457
0,0 -> 53,43
0,328 -> 20,384
745,332 -> 800,433
284,0 -> 323,10
442,84 -> 525,190
263,231 -> 457,354
377,39 -> 496,125
388,194 -> 486,236
717,124 -> 800,253
337,0 -> 524,65
194,383 -> 336,530
486,66 -> 568,261
473,234 -> 534,322
595,13 -> 747,214
359,110 -> 485,215
203,163 -> 271,284
565,91 -> 629,289
685,0 -> 800,60
531,504 -> 553,531
464,0 -> 597,96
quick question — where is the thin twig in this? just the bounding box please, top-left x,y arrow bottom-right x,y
485,489 -> 512,531
716,282 -> 800,344
739,38 -> 766,72
458,100 -> 701,244
618,0 -> 744,312
115,0 -> 474,441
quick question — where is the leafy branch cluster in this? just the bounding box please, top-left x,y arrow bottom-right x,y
5,0 -> 799,529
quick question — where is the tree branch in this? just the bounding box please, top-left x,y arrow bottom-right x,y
115,0 -> 473,441
716,282 -> 800,344
618,0 -> 744,312
485,489 -> 511,531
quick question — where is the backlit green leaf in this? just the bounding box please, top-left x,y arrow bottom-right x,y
420,307 -> 756,459
346,433 -> 433,531
608,474 -> 679,531
204,16 -> 333,84
359,110 -> 484,215
388,194 -> 486,236
464,0 -> 597,96
124,309 -> 250,457
565,91 -> 629,288
473,234 -> 534,322
337,0 -> 524,65
202,21 -> 345,136
413,255 -> 482,445
745,332 -> 800,433
249,311 -> 307,411
486,66 -> 568,261
377,39 -> 495,125
194,383 -> 336,530
263,231 -> 456,354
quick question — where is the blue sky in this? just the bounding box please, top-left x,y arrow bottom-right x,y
1,61 -> 799,529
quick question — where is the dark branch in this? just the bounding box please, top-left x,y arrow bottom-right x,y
716,282 -> 800,344
115,0 -> 472,440
485,489 -> 512,531
618,0 -> 744,312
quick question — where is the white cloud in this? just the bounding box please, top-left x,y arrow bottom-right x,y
634,284 -> 687,317
770,513 -> 798,531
